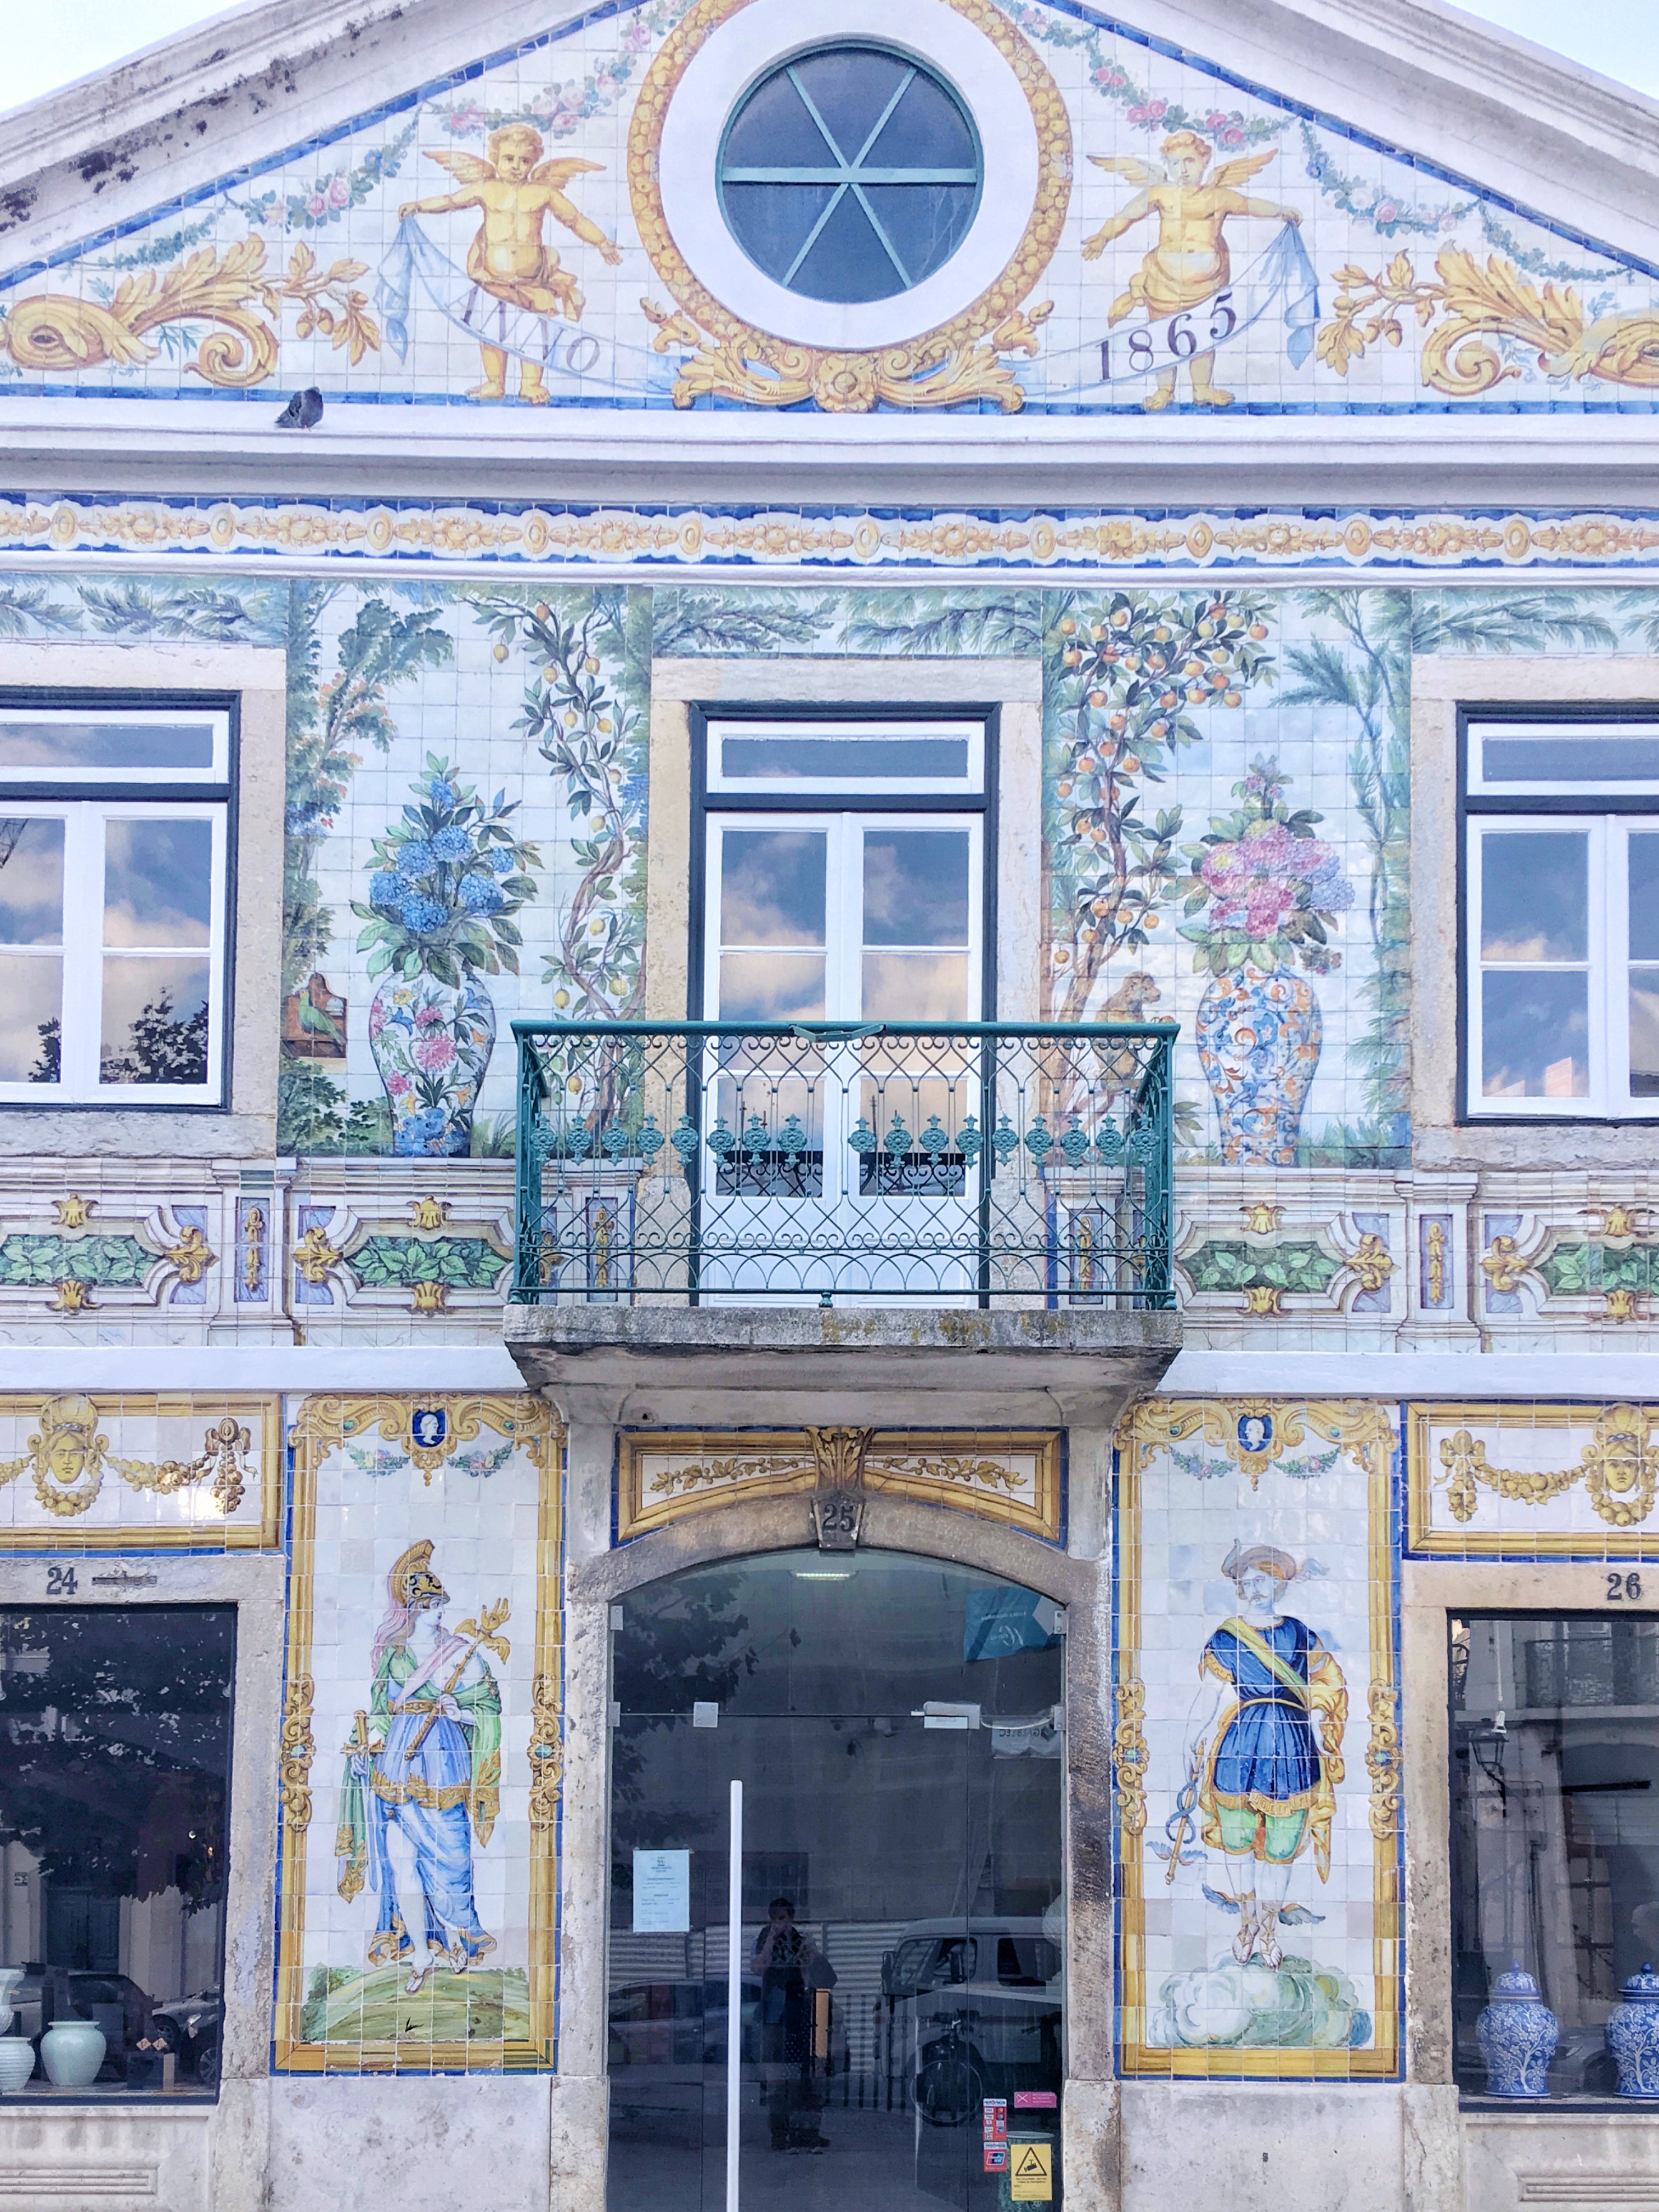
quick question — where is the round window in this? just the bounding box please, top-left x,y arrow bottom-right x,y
717,43 -> 982,306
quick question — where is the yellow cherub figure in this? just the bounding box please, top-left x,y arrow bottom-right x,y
399,123 -> 622,403
1082,131 -> 1301,411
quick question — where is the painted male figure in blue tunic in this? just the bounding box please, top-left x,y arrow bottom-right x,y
1182,1542 -> 1346,1970
336,1539 -> 507,1994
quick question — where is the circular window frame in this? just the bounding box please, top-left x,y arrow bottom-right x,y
713,39 -> 985,307
635,0 -> 1068,358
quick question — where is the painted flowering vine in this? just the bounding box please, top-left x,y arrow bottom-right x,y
475,590 -> 648,1019
1180,758 -> 1353,978
1046,588 -> 1277,1023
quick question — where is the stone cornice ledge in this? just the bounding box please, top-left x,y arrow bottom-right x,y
503,1302 -> 1182,1405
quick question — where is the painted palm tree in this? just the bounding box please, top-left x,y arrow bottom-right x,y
1282,585 -> 1618,1162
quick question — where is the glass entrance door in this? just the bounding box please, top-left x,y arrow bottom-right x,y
607,1551 -> 1065,2212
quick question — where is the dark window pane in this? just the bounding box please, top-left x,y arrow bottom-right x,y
1480,832 -> 1587,963
719,735 -> 969,783
0,819 -> 63,945
0,1606 -> 234,2101
719,44 -> 980,302
1633,967 -> 1659,1096
0,954 -> 62,1081
720,183 -> 836,286
100,958 -> 210,1086
104,819 -> 212,949
863,830 -> 970,946
790,190 -> 903,304
1630,835 -> 1659,961
1481,970 -> 1588,1099
719,831 -> 826,949
0,722 -> 216,772
1482,733 -> 1659,783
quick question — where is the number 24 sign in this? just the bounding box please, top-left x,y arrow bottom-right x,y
1101,292 -> 1237,382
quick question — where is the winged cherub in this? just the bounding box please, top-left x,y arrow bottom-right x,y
399,124 -> 622,403
1082,132 -> 1301,411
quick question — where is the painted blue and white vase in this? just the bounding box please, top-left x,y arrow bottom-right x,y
368,972 -> 496,1158
1606,1961 -> 1659,2096
1194,962 -> 1322,1167
1476,1963 -> 1559,2097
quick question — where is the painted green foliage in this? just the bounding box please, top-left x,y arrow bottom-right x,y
0,1234 -> 154,1287
1182,1240 -> 1344,1296
1538,1242 -> 1659,1298
351,1236 -> 510,1289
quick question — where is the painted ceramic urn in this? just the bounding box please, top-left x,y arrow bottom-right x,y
40,2018 -> 106,2089
1475,1963 -> 1558,2097
1607,1961 -> 1659,2097
1193,962 -> 1322,1166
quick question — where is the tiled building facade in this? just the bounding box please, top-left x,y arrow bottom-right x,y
0,0 -> 1657,2207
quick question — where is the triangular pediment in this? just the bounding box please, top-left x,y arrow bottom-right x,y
1,0 -> 1656,420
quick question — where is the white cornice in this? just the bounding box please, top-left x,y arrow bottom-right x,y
0,392 -> 1654,511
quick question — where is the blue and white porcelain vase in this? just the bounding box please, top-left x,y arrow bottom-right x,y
1607,1961 -> 1659,2097
1193,962 -> 1322,1167
368,973 -> 496,1158
1476,1963 -> 1558,2097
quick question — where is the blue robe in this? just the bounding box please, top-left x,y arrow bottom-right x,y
1197,1613 -> 1345,1877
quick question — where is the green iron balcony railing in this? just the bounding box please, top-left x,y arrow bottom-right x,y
511,1019 -> 1176,1309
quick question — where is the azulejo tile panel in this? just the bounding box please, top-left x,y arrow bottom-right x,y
1407,1402 -> 1659,1558
616,1427 -> 1062,1543
0,1392 -> 279,1549
5,0 -> 1659,418
1114,1398 -> 1401,2078
275,1392 -> 563,2072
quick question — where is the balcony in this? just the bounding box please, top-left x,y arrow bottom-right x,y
509,1018 -> 1175,1307
503,1019 -> 1181,1411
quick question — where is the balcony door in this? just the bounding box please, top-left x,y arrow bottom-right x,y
693,715 -> 991,1304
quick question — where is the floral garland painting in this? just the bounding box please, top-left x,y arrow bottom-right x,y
1180,759 -> 1353,1166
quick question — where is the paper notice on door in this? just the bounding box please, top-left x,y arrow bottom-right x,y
1010,2142 -> 1053,2202
633,1848 -> 691,1931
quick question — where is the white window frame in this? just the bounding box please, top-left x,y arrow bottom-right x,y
0,707 -> 233,1108
703,810 -> 984,1023
1465,812 -> 1659,1121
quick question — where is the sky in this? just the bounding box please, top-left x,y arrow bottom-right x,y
2,0 -> 1657,113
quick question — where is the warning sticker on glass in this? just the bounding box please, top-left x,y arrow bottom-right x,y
1011,2142 -> 1053,2202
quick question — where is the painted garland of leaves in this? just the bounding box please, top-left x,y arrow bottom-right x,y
476,590 -> 648,1020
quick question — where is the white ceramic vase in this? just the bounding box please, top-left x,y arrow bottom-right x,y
0,1965 -> 22,2038
41,2019 -> 106,2089
0,2038 -> 35,2094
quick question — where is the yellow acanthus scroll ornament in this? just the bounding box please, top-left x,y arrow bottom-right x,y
1317,245 -> 1659,395
0,238 -> 380,388
629,0 -> 1071,412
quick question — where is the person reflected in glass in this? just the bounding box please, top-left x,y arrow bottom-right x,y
752,1895 -> 833,2152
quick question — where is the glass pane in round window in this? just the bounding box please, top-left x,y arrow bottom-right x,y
719,44 -> 981,304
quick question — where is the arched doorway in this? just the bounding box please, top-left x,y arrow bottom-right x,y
606,1548 -> 1066,2212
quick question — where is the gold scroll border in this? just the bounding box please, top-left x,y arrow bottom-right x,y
626,0 -> 1072,371
0,1392 -> 281,1551
617,1428 -> 1062,1544
1406,1401 -> 1659,1557
274,1392 -> 563,2073
1114,1397 -> 1401,2079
